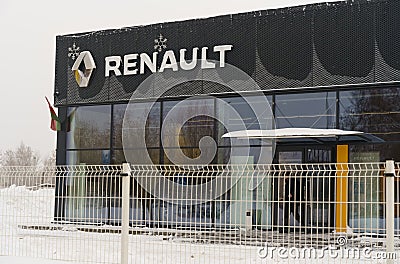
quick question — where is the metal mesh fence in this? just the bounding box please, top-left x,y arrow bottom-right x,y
0,163 -> 399,263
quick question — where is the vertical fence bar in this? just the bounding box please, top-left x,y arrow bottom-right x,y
121,163 -> 131,264
384,160 -> 396,264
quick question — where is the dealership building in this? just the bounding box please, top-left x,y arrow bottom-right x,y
53,0 -> 400,229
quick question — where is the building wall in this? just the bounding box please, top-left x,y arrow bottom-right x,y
54,0 -> 400,106
53,0 -> 400,226
54,0 -> 400,166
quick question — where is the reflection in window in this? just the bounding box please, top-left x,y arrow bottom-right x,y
113,149 -> 160,165
164,148 -> 200,163
162,99 -> 215,149
64,172 -> 109,223
275,92 -> 336,129
217,96 -> 273,146
279,151 -> 303,164
64,150 -> 111,222
348,143 -> 400,164
163,150 -> 214,185
112,104 -> 126,149
114,102 -> 160,149
217,146 -> 270,164
162,147 -> 216,166
111,149 -> 126,164
217,147 -> 231,164
66,150 -> 110,165
348,171 -> 384,232
66,106 -> 111,149
340,88 -> 400,141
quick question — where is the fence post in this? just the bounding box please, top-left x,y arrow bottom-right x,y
121,163 -> 131,264
384,160 -> 396,264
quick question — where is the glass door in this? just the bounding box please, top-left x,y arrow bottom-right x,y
304,147 -> 335,231
273,146 -> 335,231
273,149 -> 304,229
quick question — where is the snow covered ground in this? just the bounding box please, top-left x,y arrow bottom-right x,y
0,185 -> 397,263
0,256 -> 79,264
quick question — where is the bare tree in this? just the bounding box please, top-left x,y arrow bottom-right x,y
0,142 -> 40,166
341,88 -> 400,161
43,150 -> 56,167
41,150 -> 57,186
0,143 -> 41,187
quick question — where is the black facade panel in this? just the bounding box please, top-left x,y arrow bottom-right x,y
75,35 -> 107,101
375,0 -> 400,81
313,2 -> 374,85
161,80 -> 203,98
256,10 -> 312,84
111,23 -> 198,96
106,29 -> 132,102
54,0 -> 400,106
201,14 -> 257,79
58,33 -> 111,105
54,37 -> 68,106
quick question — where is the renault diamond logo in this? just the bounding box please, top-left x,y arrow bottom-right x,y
71,51 -> 96,87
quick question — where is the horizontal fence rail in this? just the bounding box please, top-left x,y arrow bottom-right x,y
0,163 -> 399,263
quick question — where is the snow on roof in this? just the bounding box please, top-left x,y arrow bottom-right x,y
222,128 -> 364,139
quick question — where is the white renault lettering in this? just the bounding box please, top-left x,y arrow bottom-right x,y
105,44 -> 233,77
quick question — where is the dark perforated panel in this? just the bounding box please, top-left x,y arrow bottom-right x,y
201,14 -> 257,79
54,37 -> 68,106
53,0 -> 400,106
67,33 -> 109,104
161,81 -> 203,98
375,0 -> 400,82
256,9 -> 313,87
313,2 -> 375,85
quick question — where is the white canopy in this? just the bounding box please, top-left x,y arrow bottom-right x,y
222,128 -> 364,139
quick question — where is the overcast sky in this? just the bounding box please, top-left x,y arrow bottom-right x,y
0,0 -> 339,159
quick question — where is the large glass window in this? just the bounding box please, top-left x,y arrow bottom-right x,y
112,149 -> 160,165
162,99 -> 215,161
217,96 -> 273,146
348,168 -> 384,232
347,142 -> 400,229
275,92 -> 336,129
216,95 -> 274,166
66,105 -> 111,149
348,142 -> 400,164
113,102 -> 160,149
340,88 -> 400,141
112,104 -> 126,149
66,150 -> 110,165
64,171 -> 109,223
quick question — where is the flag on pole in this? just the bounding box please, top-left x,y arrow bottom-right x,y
45,96 -> 61,131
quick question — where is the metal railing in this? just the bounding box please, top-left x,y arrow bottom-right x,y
0,162 -> 399,263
